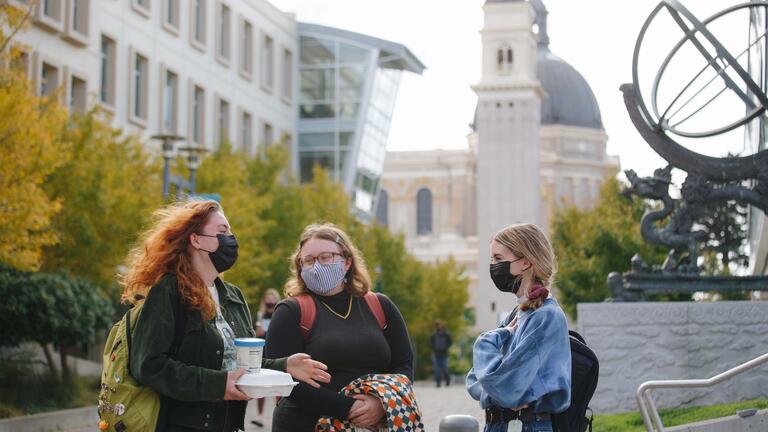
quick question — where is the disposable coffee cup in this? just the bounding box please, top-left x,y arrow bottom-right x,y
234,338 -> 265,373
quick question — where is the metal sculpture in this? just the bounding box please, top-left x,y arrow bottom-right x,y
611,0 -> 768,299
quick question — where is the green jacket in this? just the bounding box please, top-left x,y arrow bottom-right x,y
130,274 -> 286,431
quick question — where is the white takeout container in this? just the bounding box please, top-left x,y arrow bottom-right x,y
235,369 -> 298,398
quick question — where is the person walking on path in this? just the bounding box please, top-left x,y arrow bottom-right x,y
429,320 -> 453,387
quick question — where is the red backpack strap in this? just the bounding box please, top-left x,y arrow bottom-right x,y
363,292 -> 387,330
291,294 -> 316,340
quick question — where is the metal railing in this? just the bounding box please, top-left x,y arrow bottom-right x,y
636,352 -> 768,431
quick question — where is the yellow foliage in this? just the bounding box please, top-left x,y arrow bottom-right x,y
0,5 -> 71,270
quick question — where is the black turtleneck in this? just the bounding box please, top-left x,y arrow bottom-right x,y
264,290 -> 413,429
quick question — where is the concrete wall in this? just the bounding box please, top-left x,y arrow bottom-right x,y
577,302 -> 768,414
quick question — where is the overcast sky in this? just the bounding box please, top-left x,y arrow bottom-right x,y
272,0 -> 755,178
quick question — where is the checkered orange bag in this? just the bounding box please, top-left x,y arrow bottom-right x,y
315,374 -> 425,432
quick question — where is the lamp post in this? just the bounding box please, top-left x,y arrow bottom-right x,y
151,134 -> 209,200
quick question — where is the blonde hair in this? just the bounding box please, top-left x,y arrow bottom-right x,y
284,223 -> 372,297
492,223 -> 557,311
258,288 -> 281,316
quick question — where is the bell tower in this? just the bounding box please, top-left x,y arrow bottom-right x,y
473,0 -> 543,330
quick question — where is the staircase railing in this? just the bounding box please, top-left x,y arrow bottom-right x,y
636,352 -> 768,431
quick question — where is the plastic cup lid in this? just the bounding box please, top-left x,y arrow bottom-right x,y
234,338 -> 265,347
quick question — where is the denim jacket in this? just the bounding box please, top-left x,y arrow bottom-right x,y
466,298 -> 571,414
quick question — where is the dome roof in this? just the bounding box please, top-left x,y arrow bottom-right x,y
475,1 -> 603,131
537,48 -> 603,129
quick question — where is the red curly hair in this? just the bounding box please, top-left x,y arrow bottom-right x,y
120,200 -> 222,320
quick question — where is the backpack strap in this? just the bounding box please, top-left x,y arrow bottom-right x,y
292,294 -> 317,340
363,292 -> 387,331
125,285 -> 187,372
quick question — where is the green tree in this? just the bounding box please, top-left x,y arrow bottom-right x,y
552,177 -> 667,319
0,4 -> 71,270
0,264 -> 113,376
41,109 -> 162,287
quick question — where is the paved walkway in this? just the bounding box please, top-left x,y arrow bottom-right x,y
32,381 -> 482,431
244,381 -> 484,431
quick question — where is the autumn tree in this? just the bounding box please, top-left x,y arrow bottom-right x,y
0,4 -> 71,270
41,109 -> 162,287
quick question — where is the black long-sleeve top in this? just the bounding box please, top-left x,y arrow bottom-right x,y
265,290 -> 413,422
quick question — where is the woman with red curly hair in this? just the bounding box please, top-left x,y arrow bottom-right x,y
124,200 -> 330,432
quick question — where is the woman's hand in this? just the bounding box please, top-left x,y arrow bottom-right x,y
348,394 -> 385,428
286,353 -> 331,388
506,316 -> 519,333
224,368 -> 251,400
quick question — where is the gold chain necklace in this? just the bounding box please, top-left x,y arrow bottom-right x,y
319,296 -> 353,320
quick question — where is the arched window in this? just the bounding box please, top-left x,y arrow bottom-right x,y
376,189 -> 389,226
497,44 -> 513,74
416,188 -> 432,235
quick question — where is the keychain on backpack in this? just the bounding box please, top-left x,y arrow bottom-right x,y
506,419 -> 523,432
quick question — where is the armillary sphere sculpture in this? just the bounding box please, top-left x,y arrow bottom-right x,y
611,0 -> 768,299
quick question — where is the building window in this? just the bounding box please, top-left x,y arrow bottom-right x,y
240,110 -> 252,155
40,61 -> 61,98
130,49 -> 149,126
64,0 -> 90,45
416,188 -> 432,235
190,84 -> 205,146
239,19 -> 253,78
191,0 -> 207,49
216,2 -> 231,64
300,151 -> 334,183
281,48 -> 293,101
376,189 -> 389,226
68,73 -> 87,113
162,67 -> 179,133
262,121 -> 273,148
100,35 -> 116,107
131,0 -> 151,18
497,44 -> 513,74
35,0 -> 64,32
162,0 -> 180,34
261,34 -> 274,91
216,96 -> 230,146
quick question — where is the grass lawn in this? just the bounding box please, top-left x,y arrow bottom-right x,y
593,398 -> 768,432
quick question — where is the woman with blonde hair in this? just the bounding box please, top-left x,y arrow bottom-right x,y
467,223 -> 571,432
124,200 -> 330,432
265,223 -> 416,432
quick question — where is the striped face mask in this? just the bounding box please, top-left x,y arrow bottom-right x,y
301,261 -> 346,295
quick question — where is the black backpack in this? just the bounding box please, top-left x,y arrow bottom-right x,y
552,330 -> 599,432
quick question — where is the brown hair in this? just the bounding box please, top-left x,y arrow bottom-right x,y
120,200 -> 223,320
492,223 -> 557,311
284,223 -> 371,297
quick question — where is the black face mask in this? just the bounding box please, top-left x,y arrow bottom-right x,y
198,234 -> 239,273
490,257 -> 524,293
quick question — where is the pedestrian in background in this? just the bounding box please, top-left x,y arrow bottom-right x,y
429,320 -> 453,387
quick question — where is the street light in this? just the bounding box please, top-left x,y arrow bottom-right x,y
151,134 -> 209,200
